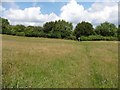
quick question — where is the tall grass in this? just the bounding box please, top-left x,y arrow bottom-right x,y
2,35 -> 118,88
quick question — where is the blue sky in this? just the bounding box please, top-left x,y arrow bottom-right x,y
2,2 -> 93,15
1,0 -> 118,27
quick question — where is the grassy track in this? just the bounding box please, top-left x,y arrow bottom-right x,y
2,35 -> 118,88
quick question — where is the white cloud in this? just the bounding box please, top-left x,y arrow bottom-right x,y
3,2 -> 20,9
1,0 -> 119,2
3,7 -> 59,26
94,0 -> 119,2
10,2 -> 19,9
87,2 -> 118,25
0,5 -> 6,13
60,0 -> 118,26
2,0 -> 118,27
60,0 -> 86,24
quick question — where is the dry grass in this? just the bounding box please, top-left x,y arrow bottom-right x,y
2,35 -> 118,88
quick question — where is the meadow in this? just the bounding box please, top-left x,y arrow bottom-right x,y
2,35 -> 118,88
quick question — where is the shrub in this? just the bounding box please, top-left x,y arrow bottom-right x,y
16,32 -> 25,36
65,35 -> 76,40
74,21 -> 94,39
80,35 -> 117,41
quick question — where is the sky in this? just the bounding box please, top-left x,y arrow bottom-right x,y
0,0 -> 119,27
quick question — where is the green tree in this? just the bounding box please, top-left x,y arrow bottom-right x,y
43,21 -> 55,33
55,20 -> 73,39
1,18 -> 11,34
32,26 -> 44,37
9,25 -> 17,35
24,26 -> 43,37
74,21 -> 94,39
13,25 -> 26,36
43,20 -> 73,39
95,22 -> 117,36
118,25 -> 120,40
25,26 -> 34,37
0,18 -> 2,34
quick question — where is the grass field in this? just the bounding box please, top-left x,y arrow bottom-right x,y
2,35 -> 118,88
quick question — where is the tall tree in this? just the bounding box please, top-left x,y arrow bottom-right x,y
12,25 -> 26,36
95,22 -> 117,36
74,21 -> 94,39
118,25 -> 120,40
1,18 -> 11,34
53,20 -> 73,38
43,21 -> 55,33
43,20 -> 73,38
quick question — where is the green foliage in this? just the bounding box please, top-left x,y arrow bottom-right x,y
15,32 -> 25,36
1,17 -> 11,34
118,25 -> 120,41
9,25 -> 16,35
50,31 -> 61,38
1,18 -> 118,41
80,35 -> 117,41
43,21 -> 55,33
25,26 -> 44,37
0,18 -> 2,34
74,21 -> 94,39
10,25 -> 26,36
24,26 -> 34,37
2,35 -> 118,88
43,20 -> 73,39
65,35 -> 76,40
14,25 -> 26,32
95,22 -> 117,36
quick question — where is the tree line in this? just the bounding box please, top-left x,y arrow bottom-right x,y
1,17 -> 119,41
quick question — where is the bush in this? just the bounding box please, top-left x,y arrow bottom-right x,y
65,35 -> 76,40
95,22 -> 117,36
16,32 -> 25,36
104,36 -> 118,41
38,31 -> 46,37
74,21 -> 94,40
80,35 -> 117,41
118,35 -> 120,41
50,31 -> 61,38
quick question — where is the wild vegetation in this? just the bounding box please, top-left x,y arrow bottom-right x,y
1,17 -> 119,41
2,35 -> 118,88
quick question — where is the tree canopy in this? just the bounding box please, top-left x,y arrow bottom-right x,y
43,20 -> 73,38
95,22 -> 117,36
1,17 -> 118,41
74,21 -> 94,39
1,18 -> 10,34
